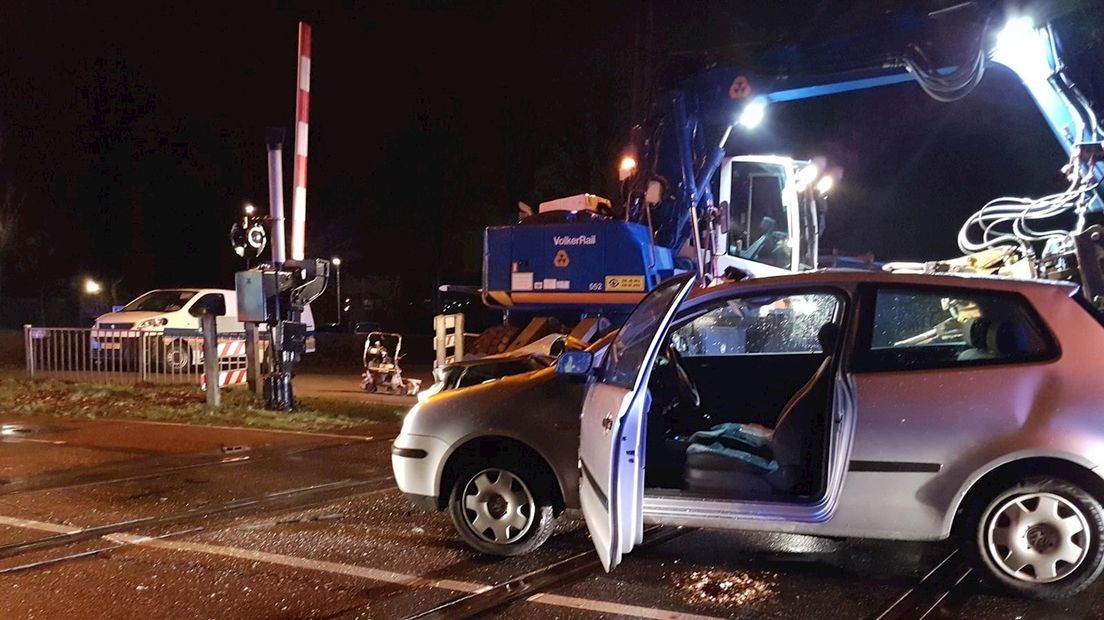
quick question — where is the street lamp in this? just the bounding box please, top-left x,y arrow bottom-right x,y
331,257 -> 343,327
244,202 -> 256,216
83,278 -> 103,295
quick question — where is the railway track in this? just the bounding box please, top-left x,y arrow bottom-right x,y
870,547 -> 975,620
396,526 -> 692,620
0,436 -> 393,497
0,475 -> 395,562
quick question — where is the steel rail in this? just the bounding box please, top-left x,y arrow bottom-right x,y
399,526 -> 692,620
870,546 -> 974,620
0,527 -> 206,574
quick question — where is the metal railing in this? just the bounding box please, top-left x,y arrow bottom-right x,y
23,325 -> 262,387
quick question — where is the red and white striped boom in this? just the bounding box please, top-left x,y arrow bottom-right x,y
290,22 -> 312,261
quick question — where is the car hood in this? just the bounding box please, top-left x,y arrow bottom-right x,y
94,311 -> 167,326
403,366 -> 573,437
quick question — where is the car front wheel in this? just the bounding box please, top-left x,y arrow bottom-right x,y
448,465 -> 556,556
976,477 -> 1104,599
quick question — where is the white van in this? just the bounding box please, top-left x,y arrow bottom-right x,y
92,289 -> 244,371
92,289 -> 316,371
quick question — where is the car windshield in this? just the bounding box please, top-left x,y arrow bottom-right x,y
122,290 -> 198,313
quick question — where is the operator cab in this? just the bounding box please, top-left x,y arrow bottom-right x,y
711,156 -> 824,277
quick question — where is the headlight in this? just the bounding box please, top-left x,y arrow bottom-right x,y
135,317 -> 168,329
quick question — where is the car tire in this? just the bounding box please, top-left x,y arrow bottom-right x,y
164,341 -> 191,373
448,462 -> 556,556
975,477 -> 1104,599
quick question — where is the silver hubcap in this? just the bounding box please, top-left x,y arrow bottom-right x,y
166,346 -> 189,370
986,491 -> 1090,583
461,468 -> 536,545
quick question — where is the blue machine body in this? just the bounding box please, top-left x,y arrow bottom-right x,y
483,218 -> 676,314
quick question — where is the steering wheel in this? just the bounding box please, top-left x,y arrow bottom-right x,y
665,345 -> 701,409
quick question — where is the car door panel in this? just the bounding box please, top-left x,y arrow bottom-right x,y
578,275 -> 695,572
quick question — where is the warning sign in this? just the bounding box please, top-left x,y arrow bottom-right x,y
553,250 -> 570,268
729,76 -> 752,100
604,275 -> 645,291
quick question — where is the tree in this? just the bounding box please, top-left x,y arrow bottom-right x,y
0,182 -> 21,319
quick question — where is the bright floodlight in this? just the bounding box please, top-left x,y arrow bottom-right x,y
992,17 -> 1050,81
796,164 -> 819,190
83,278 -> 102,295
331,257 -> 341,266
738,97 -> 767,129
618,155 -> 637,181
815,175 -> 834,195
244,203 -> 256,215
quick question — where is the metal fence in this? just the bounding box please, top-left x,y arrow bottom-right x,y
23,325 -> 262,387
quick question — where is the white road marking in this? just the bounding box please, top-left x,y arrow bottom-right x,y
0,515 -> 79,534
0,438 -> 67,445
528,593 -> 728,619
106,533 -> 489,594
0,513 -> 723,619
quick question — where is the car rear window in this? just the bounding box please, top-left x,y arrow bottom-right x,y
856,286 -> 1057,372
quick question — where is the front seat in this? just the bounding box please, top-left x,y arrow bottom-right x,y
682,322 -> 840,495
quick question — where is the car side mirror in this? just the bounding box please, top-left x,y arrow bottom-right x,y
556,350 -> 593,380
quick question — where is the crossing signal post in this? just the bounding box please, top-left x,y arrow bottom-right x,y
235,260 -> 330,410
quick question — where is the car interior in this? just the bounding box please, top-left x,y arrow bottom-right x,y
642,292 -> 844,503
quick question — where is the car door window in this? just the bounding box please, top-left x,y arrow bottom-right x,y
858,287 -> 1056,371
671,292 -> 841,357
603,276 -> 692,388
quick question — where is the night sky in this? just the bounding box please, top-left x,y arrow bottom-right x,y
0,1 -> 1101,325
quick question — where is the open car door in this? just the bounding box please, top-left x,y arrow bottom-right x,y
578,274 -> 696,571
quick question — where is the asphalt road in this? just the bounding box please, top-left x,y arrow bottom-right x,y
1,416 -> 1102,619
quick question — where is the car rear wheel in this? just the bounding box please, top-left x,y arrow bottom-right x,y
448,465 -> 556,556
975,477 -> 1104,599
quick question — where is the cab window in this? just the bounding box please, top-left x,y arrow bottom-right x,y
727,163 -> 791,269
857,287 -> 1056,371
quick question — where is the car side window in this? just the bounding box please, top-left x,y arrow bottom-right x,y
859,287 -> 1055,371
671,292 -> 840,357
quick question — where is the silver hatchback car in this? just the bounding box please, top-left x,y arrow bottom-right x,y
393,270 -> 1104,598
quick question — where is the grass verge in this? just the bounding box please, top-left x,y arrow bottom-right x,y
0,378 -> 409,433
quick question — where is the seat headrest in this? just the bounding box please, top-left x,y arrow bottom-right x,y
817,322 -> 840,353
990,321 -> 1031,356
965,317 -> 992,351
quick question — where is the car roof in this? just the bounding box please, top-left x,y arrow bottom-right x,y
692,269 -> 1078,299
145,288 -> 232,294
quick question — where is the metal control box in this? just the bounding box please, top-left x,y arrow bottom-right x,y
235,270 -> 279,323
